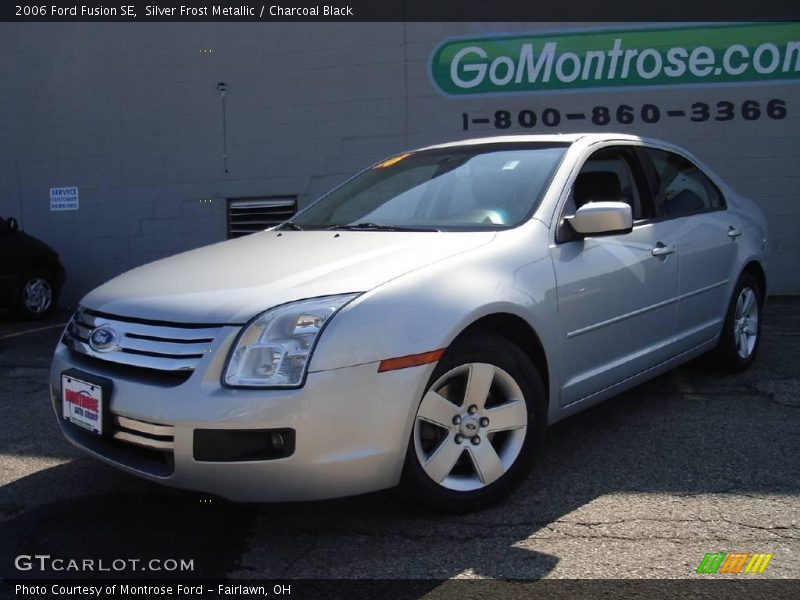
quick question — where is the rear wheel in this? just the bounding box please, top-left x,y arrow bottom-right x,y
400,332 -> 546,513
705,272 -> 763,372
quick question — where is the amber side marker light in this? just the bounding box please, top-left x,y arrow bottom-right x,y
378,348 -> 447,373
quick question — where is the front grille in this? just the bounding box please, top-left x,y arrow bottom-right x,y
62,412 -> 175,477
62,307 -> 222,374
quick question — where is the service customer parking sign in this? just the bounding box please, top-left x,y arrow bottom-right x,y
49,186 -> 79,211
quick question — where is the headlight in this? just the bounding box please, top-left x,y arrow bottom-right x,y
223,294 -> 359,388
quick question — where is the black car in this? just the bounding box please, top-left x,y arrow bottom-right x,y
0,216 -> 65,319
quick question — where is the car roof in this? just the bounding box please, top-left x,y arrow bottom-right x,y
419,133 -> 658,151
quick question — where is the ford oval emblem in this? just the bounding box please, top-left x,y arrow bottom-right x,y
89,326 -> 118,352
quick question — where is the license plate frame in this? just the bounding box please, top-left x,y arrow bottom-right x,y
61,368 -> 113,436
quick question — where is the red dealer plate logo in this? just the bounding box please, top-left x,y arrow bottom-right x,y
62,374 -> 104,435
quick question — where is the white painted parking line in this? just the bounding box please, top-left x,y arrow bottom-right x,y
0,322 -> 67,340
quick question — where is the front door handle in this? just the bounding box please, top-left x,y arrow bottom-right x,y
651,242 -> 676,257
728,226 -> 742,239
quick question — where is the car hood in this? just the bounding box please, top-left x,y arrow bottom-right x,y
82,230 -> 496,323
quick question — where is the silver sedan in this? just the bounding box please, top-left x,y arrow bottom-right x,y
51,134 -> 768,512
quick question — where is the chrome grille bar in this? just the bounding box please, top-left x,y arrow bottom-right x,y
109,336 -> 213,357
75,310 -> 220,340
112,415 -> 175,451
64,337 -> 201,371
116,416 -> 175,437
112,431 -> 174,451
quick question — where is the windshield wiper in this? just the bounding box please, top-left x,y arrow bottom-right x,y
327,222 -> 439,232
278,221 -> 304,231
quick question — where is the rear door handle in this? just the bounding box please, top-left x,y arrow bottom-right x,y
651,242 -> 676,257
728,226 -> 742,239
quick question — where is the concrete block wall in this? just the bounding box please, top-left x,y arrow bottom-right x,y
0,22 -> 797,305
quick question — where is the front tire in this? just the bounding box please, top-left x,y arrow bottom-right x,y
15,270 -> 58,320
706,272 -> 763,372
400,332 -> 546,513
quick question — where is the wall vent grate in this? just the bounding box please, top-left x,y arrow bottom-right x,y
227,196 -> 297,238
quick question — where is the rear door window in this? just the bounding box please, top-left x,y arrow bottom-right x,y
644,149 -> 725,217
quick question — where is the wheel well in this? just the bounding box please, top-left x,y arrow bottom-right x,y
455,313 -> 550,401
28,263 -> 54,276
742,261 -> 767,298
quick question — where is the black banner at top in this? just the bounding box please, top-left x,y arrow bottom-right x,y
4,0 -> 800,22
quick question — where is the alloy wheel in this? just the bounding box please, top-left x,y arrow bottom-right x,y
733,286 -> 759,359
23,277 -> 53,314
413,362 -> 528,492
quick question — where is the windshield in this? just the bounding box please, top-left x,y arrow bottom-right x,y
290,143 -> 569,231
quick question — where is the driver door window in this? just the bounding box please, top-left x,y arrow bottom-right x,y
558,147 -> 651,243
569,149 -> 649,221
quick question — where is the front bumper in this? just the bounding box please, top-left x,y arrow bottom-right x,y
49,332 -> 434,502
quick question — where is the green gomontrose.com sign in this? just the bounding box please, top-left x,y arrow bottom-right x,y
430,23 -> 800,95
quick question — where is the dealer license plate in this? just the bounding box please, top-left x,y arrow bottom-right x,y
62,373 -> 105,435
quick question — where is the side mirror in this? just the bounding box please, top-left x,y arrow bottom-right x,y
7,217 -> 18,231
565,201 -> 632,237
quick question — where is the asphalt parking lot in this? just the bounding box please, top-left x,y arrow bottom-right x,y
0,299 -> 798,584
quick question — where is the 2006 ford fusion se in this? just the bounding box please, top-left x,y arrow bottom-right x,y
51,134 -> 767,512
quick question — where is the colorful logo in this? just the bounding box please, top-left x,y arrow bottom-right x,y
430,23 -> 800,96
696,552 -> 773,574
64,389 -> 99,413
89,326 -> 118,352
